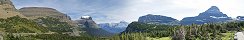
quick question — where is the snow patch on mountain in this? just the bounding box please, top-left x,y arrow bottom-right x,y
81,16 -> 90,19
98,21 -> 129,33
210,16 -> 228,19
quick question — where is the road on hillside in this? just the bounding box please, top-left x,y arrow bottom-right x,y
235,32 -> 244,40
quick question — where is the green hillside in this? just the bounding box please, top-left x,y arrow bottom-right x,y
0,16 -> 94,40
34,17 -> 73,33
120,21 -> 244,40
0,16 -> 48,33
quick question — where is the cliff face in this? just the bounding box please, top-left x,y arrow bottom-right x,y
18,7 -> 79,27
0,0 -> 25,18
76,16 -> 115,37
77,16 -> 100,29
18,7 -> 71,20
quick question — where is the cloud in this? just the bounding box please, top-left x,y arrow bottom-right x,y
11,0 -> 244,23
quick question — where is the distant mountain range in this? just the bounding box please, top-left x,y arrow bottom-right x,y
138,6 -> 242,25
98,21 -> 129,33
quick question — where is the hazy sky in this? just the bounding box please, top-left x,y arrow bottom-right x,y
11,0 -> 244,23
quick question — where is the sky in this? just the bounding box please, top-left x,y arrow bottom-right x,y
11,0 -> 244,23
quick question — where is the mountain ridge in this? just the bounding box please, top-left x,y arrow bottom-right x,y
138,14 -> 179,25
180,6 -> 232,25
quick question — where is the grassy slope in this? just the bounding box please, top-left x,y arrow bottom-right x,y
221,33 -> 235,40
146,37 -> 172,40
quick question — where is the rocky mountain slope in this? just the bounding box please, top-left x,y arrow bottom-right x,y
76,16 -> 114,37
138,14 -> 179,25
180,6 -> 232,25
0,0 -> 25,18
98,21 -> 129,33
0,0 -> 84,36
18,7 -> 79,29
18,7 -> 71,20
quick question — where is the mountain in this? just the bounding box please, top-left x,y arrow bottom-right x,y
18,7 -> 83,36
180,6 -> 232,25
138,14 -> 179,25
237,16 -> 244,21
0,0 -> 25,18
98,21 -> 129,33
18,7 -> 71,21
122,22 -> 174,37
77,16 -> 100,28
76,16 -> 114,37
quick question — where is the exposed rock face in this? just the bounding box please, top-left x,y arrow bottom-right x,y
0,0 -> 25,18
19,7 -> 71,20
138,14 -> 179,25
18,7 -> 82,36
237,16 -> 244,21
18,7 -> 79,27
98,21 -> 129,33
76,16 -> 114,37
180,6 -> 232,25
77,16 -> 100,28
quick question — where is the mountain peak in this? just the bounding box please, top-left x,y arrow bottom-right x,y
181,6 -> 232,25
81,16 -> 92,20
119,21 -> 127,23
205,6 -> 220,13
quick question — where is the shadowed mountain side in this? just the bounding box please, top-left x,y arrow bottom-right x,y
76,16 -> 115,37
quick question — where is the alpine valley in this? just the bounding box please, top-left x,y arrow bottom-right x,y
0,0 -> 244,40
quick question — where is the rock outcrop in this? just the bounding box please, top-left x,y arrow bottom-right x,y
77,16 -> 100,28
76,16 -> 114,37
0,0 -> 25,18
180,6 -> 232,25
138,14 -> 179,25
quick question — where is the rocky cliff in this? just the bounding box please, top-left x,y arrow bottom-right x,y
76,16 -> 114,37
18,7 -> 79,27
18,7 -> 71,20
0,0 -> 25,18
77,16 -> 100,28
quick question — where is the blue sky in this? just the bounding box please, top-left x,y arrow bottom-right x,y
11,0 -> 244,23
